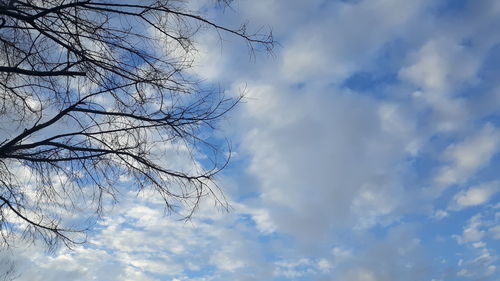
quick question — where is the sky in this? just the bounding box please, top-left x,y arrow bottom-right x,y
2,0 -> 500,280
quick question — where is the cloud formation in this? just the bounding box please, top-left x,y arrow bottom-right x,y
4,0 -> 500,280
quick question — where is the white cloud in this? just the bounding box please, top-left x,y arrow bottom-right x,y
191,32 -> 227,81
273,258 -> 313,278
489,225 -> 500,239
486,265 -> 497,276
432,125 -> 500,194
332,247 -> 353,263
7,191 -> 273,281
237,82 -> 416,240
350,182 -> 403,229
280,0 -> 431,83
454,215 -> 486,244
344,268 -> 379,281
317,258 -> 332,272
451,207 -> 499,280
331,225 -> 429,281
450,181 -> 499,210
248,208 -> 277,234
210,244 -> 246,272
433,210 -> 449,220
399,38 -> 479,93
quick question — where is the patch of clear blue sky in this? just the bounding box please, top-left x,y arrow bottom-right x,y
340,41 -> 410,100
435,0 -> 468,15
341,71 -> 398,93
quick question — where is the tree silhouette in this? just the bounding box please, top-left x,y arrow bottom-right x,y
0,0 -> 273,249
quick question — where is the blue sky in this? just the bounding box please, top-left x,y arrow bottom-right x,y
3,0 -> 500,280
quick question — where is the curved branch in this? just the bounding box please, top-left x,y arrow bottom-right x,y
0,66 -> 86,76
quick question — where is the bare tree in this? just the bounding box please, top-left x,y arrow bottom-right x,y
0,0 -> 273,250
